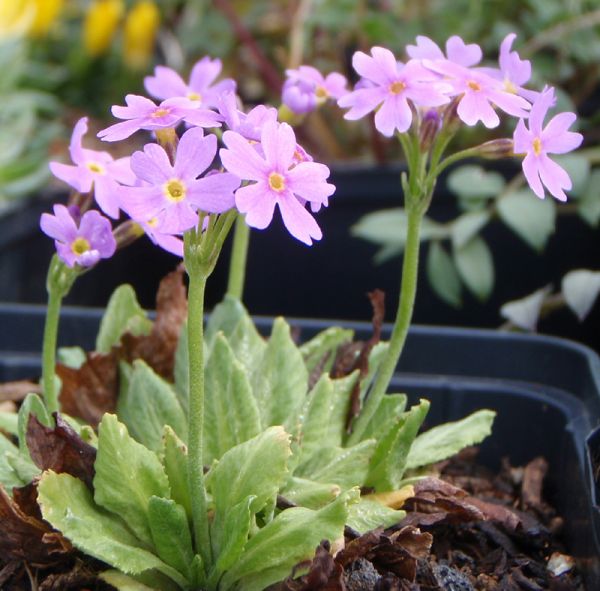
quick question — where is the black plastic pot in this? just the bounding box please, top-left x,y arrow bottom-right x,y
0,303 -> 599,587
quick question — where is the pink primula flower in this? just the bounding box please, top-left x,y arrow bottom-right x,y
406,35 -> 482,67
144,56 -> 236,108
338,47 -> 450,137
220,121 -> 335,245
40,204 -> 116,267
218,91 -> 278,142
424,59 -> 531,128
513,88 -> 583,201
49,117 -> 135,219
98,95 -> 222,142
120,127 -> 239,234
282,65 -> 348,114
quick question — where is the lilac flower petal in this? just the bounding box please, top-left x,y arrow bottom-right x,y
221,131 -> 269,180
78,210 -> 116,258
107,157 -> 136,185
120,185 -> 168,221
112,94 -> 156,119
262,122 -> 296,170
375,95 -> 413,135
41,206 -> 77,243
487,89 -> 531,118
522,154 -> 545,198
353,49 -> 392,85
183,108 -> 223,128
235,182 -> 276,229
406,83 -> 451,107
339,86 -> 386,120
145,66 -> 188,100
457,93 -> 500,128
528,88 -> 555,136
174,128 -> 216,179
187,172 -> 239,213
158,202 -> 199,234
512,118 -> 532,154
537,155 -> 571,201
190,57 -> 222,92
542,113 -> 582,153
56,242 -> 78,267
131,144 -> 173,184
288,162 -> 335,202
98,119 -> 147,142
93,177 -> 121,219
150,231 -> 184,257
282,84 -> 316,114
278,193 -> 322,245
77,250 -> 102,267
324,72 -> 348,98
406,36 -> 444,61
446,35 -> 482,67
207,78 -> 237,100
49,162 -> 93,193
69,118 -> 88,166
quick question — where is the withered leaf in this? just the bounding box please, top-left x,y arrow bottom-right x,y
0,485 -> 71,567
26,414 -> 96,488
521,457 -> 548,509
120,266 -> 187,379
0,381 -> 42,403
57,350 -> 119,427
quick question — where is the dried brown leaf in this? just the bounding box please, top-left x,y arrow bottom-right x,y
0,381 -> 42,403
0,485 -> 71,567
26,414 -> 97,488
521,457 -> 548,509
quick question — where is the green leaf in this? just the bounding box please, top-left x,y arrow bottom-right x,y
94,414 -> 170,546
366,400 -> 430,491
204,334 -> 261,463
148,496 -> 194,582
0,412 -> 18,436
577,169 -> 600,227
500,286 -> 552,331
99,571 -> 160,591
208,427 -> 291,556
406,410 -> 496,470
117,360 -> 187,451
453,237 -> 494,301
427,242 -> 463,308
562,269 -> 600,321
18,392 -> 51,456
206,295 -> 250,345
220,489 -> 359,591
360,393 -> 407,441
346,499 -> 405,534
553,154 -> 590,197
228,315 -> 267,373
161,426 -> 191,520
497,190 -> 556,251
327,373 -> 359,447
6,450 -> 38,483
38,472 -> 187,588
96,285 -> 152,354
447,165 -> 505,199
280,477 -> 341,509
251,318 -> 308,431
296,440 -> 376,490
299,327 -> 354,375
0,433 -> 27,490
451,210 -> 491,249
57,346 -> 86,369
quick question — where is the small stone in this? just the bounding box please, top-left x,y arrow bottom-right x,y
344,559 -> 381,591
433,563 -> 475,591
547,552 -> 575,577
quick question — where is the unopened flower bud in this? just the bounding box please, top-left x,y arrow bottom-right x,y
476,138 -> 514,159
440,96 -> 461,135
419,108 -> 442,152
113,220 -> 144,250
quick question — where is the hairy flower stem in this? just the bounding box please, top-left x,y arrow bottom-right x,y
227,214 -> 250,300
348,201 -> 424,444
186,265 -> 212,571
42,255 -> 77,416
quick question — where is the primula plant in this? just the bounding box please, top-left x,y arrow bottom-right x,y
0,33 -> 584,591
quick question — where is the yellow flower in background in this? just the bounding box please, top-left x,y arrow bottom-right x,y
0,0 -> 62,39
0,0 -> 35,38
83,0 -> 124,57
28,0 -> 63,37
123,0 -> 160,70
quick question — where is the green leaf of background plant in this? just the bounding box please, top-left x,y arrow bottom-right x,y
577,169 -> 600,227
205,295 -> 250,345
220,489 -> 358,591
94,414 -> 170,546
447,165 -> 505,199
0,412 -> 18,436
117,360 -> 187,451
251,318 -> 308,431
38,472 -> 188,589
553,154 -> 590,197
451,210 -> 491,249
148,496 -> 194,583
453,236 -> 494,301
96,285 -> 152,354
497,190 -> 556,252
57,346 -> 86,369
204,334 -> 261,463
562,269 -> 600,321
427,242 -> 463,308
405,409 -> 496,470
346,498 -> 405,534
161,426 -> 191,520
500,286 -> 552,331
366,400 -> 430,491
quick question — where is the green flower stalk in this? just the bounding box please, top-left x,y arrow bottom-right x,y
226,213 -> 251,300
